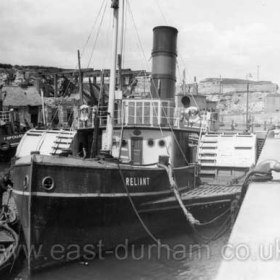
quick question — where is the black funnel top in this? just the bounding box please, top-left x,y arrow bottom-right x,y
151,26 -> 178,99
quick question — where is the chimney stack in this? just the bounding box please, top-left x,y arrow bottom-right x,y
150,26 -> 178,100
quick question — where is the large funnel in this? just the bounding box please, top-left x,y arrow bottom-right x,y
150,26 -> 178,99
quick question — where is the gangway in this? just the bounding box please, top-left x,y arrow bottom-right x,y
198,133 -> 256,184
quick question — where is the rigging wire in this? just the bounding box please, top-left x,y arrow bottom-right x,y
117,163 -> 161,245
50,1 -> 104,110
103,3 -> 114,68
126,1 -> 149,69
126,1 -> 190,165
112,2 -> 190,246
116,160 -> 227,258
121,2 -> 233,245
155,0 -> 200,113
48,1 -> 109,126
44,1 -> 230,261
87,1 -> 109,68
80,0 -> 106,57
155,0 -> 168,24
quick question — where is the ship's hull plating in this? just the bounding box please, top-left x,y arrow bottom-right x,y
12,155 -> 197,270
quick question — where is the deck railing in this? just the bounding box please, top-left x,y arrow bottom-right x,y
77,99 -> 217,131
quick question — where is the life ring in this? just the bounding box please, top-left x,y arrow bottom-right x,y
80,105 -> 89,122
181,106 -> 200,124
0,142 -> 10,151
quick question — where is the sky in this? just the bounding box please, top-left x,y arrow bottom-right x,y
1,0 -> 280,85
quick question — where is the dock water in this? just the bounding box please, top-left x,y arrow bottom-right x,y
1,160 -> 235,280
5,226 -> 230,280
1,187 -> 233,280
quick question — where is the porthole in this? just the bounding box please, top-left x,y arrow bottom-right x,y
158,140 -> 166,147
147,139 -> 154,147
42,176 -> 55,192
23,175 -> 29,190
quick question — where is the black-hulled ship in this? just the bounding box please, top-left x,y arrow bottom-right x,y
11,1 -> 222,271
0,110 -> 25,161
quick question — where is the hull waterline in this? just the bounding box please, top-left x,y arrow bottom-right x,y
12,154 -> 197,270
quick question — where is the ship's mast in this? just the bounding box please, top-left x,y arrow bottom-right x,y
77,49 -> 84,105
106,0 -> 119,152
118,0 -> 125,90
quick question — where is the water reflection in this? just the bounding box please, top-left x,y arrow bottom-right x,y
8,229 -> 229,280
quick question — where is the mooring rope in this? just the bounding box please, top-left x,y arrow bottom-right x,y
116,162 -> 216,258
157,163 -> 200,226
158,163 -> 233,243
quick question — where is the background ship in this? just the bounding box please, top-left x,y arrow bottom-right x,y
0,109 -> 26,162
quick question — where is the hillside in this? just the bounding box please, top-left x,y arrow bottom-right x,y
1,62 -> 279,117
178,78 -> 279,115
0,63 -> 73,89
198,78 -> 278,95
